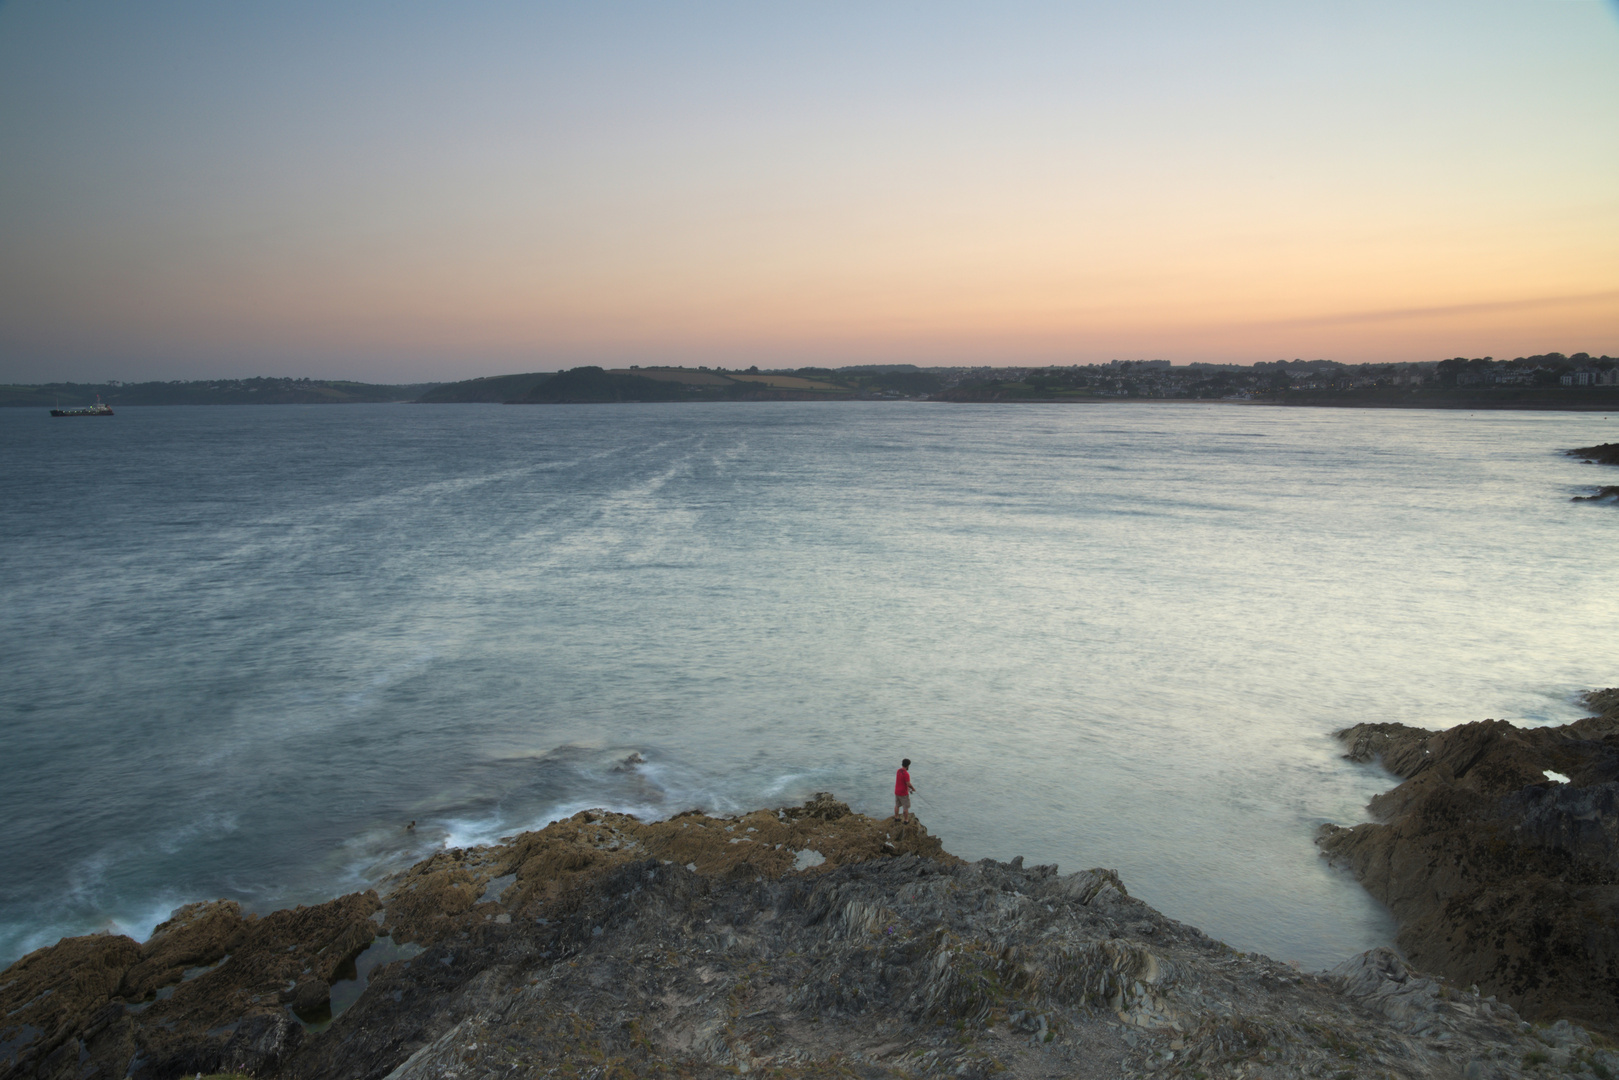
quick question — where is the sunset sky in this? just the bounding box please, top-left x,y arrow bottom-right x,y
1,1 -> 1615,382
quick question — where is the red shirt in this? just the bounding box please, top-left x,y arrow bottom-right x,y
895,768 -> 911,796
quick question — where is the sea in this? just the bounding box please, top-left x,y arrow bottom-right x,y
2,401 -> 1616,971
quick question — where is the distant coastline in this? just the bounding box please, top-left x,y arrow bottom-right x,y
0,377 -> 438,409
416,353 -> 1619,408
1258,386 -> 1619,411
7,352 -> 1617,410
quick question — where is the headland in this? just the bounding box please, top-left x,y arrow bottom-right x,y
7,771 -> 1617,1080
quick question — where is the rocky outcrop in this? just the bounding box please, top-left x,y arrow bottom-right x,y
0,933 -> 140,1080
116,897 -> 334,1075
378,792 -> 949,945
2,793 -> 1598,1080
0,795 -> 947,1080
280,855 -> 1561,1080
1319,690 -> 1619,1035
1567,442 -> 1619,466
0,890 -> 381,1080
1567,444 -> 1619,501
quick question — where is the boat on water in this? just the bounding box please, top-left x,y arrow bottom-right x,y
51,396 -> 114,417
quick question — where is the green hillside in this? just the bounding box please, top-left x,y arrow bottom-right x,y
0,378 -> 437,407
413,372 -> 552,402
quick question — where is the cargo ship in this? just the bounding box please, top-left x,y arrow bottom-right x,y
51,396 -> 114,417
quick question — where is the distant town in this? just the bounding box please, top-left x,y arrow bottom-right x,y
937,352 -> 1619,396
4,351 -> 1616,409
926,352 -> 1619,405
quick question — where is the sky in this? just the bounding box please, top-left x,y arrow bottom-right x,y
0,1 -> 1615,383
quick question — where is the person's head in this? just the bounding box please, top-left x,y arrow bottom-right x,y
901,758 -> 910,769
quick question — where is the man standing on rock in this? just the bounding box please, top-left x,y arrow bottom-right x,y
894,758 -> 916,823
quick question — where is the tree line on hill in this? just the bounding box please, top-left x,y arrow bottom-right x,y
6,353 -> 1613,408
934,354 -> 1618,402
0,376 -> 438,408
416,365 -> 946,403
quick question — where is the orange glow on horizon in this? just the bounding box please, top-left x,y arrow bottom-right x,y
0,2 -> 1614,379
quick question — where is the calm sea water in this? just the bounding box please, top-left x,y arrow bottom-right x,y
3,402 -> 1616,970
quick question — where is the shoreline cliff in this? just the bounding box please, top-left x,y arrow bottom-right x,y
4,790 -> 1612,1080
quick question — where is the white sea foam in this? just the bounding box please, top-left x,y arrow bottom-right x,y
110,897 -> 190,946
439,816 -> 508,852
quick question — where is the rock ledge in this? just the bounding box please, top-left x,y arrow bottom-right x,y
3,793 -> 1608,1080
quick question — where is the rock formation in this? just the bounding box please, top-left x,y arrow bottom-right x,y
1567,443 -> 1619,502
1567,443 -> 1619,467
4,793 -> 1607,1080
1319,689 -> 1619,1037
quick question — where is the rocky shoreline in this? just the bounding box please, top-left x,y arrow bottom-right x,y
1319,689 -> 1619,1042
5,786 -> 1616,1080
1568,444 -> 1619,468
1568,443 -> 1619,502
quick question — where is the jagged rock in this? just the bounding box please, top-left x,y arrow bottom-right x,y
290,978 -> 331,1017
1336,720 -> 1434,770
1567,442 -> 1619,466
0,891 -> 383,1080
281,850 -> 1556,1080
793,792 -> 852,821
0,932 -> 140,1080
120,900 -> 246,1000
1321,689 -> 1619,1034
381,794 -> 949,946
1054,867 -> 1130,908
1585,687 -> 1619,716
1329,945 -> 1520,1038
1,792 -> 1589,1080
218,1010 -> 306,1076
122,891 -> 378,1079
